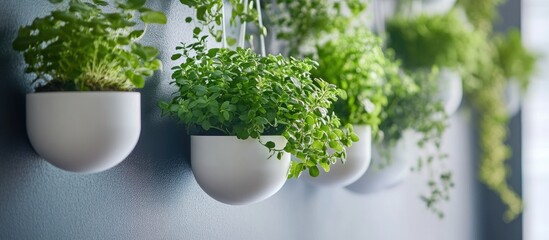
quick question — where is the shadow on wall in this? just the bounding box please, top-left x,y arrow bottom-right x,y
0,24 -> 35,163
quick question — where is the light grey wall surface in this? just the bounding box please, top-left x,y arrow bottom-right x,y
0,1 -> 479,239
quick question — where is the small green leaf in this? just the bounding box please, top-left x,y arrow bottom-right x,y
141,10 -> 167,24
196,6 -> 207,21
193,27 -> 201,35
265,141 -> 276,149
308,166 -> 320,177
172,54 -> 182,60
350,133 -> 360,142
93,0 -> 108,6
226,37 -> 237,46
329,141 -> 343,152
129,30 -> 145,39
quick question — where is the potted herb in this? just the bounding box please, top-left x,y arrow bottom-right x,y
300,30 -> 389,188
347,66 -> 453,218
161,0 -> 356,205
13,0 -> 166,173
266,0 -> 367,56
385,11 -> 474,115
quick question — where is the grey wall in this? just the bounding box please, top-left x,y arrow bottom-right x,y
0,1 -> 480,239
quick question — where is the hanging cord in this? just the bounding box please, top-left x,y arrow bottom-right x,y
239,0 -> 249,48
255,0 -> 266,56
221,1 -> 227,48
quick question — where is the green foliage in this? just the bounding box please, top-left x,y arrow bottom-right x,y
266,0 -> 367,55
179,0 -> 260,44
455,0 -> 505,31
461,29 -> 523,221
160,38 -> 356,178
13,0 -> 166,92
169,0 -> 357,178
311,30 -> 388,133
494,29 -> 537,90
386,11 -> 475,70
380,65 -> 451,217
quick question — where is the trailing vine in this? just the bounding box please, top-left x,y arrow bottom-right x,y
454,0 -> 536,221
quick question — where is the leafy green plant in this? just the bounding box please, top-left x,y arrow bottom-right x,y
311,30 -> 387,133
376,59 -> 452,217
494,29 -> 537,90
386,11 -> 475,71
162,0 -> 358,178
13,0 -> 167,92
266,0 -> 367,55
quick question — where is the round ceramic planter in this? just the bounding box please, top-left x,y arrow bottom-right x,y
191,135 -> 291,205
505,80 -> 522,117
26,92 -> 141,173
302,125 -> 372,188
437,68 -> 463,115
346,131 -> 413,194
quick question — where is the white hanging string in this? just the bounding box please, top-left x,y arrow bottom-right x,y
221,1 -> 227,48
255,0 -> 266,56
239,0 -> 249,48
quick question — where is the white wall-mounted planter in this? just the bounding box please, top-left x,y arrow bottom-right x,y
191,135 -> 290,205
437,68 -> 463,115
346,131 -> 414,194
302,125 -> 372,188
505,80 -> 522,117
26,92 -> 141,173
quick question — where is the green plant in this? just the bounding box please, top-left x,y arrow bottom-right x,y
455,0 -> 505,31
13,0 -> 167,92
267,0 -> 367,55
162,37 -> 356,178
162,0 -> 358,178
311,30 -> 387,133
379,63 -> 452,217
494,29 -> 537,90
386,11 -> 475,71
461,29 -> 523,221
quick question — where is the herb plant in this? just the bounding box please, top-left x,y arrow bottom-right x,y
13,0 -> 167,92
385,11 -> 475,71
162,0 -> 357,178
311,30 -> 388,133
267,0 -> 367,55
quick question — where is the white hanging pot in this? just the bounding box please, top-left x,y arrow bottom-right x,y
346,131 -> 413,194
191,135 -> 290,205
302,125 -> 372,188
505,80 -> 522,117
437,68 -> 463,115
26,92 -> 141,173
